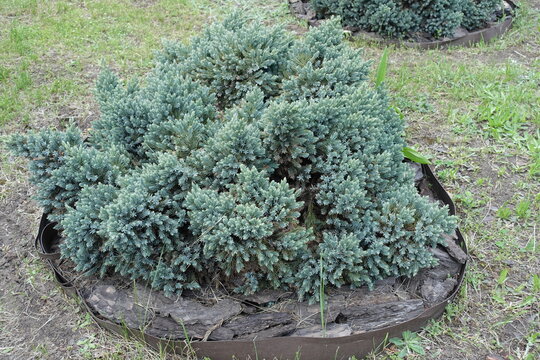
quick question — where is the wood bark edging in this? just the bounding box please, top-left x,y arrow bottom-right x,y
35,164 -> 468,360
289,0 -> 516,50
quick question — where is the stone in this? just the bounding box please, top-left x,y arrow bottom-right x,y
147,318 -> 232,341
405,246 -> 461,297
241,303 -> 258,314
131,283 -> 175,308
308,19 -> 322,27
373,276 -> 397,288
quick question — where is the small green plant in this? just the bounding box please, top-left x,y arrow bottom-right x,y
524,235 -> 538,253
76,313 -> 93,329
179,320 -> 197,358
497,268 -> 509,286
522,331 -> 539,360
77,336 -> 97,358
0,347 -> 14,356
475,178 -> 487,186
0,65 -> 9,82
443,302 -> 460,321
455,191 -> 478,209
496,206 -> 512,220
532,274 -> 540,293
525,132 -> 540,177
492,268 -> 510,304
424,319 -> 445,337
14,70 -> 31,91
515,199 -> 531,219
33,344 -> 48,356
437,167 -> 459,182
389,331 -> 425,358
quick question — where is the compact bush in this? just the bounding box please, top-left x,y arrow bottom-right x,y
310,0 -> 503,39
7,14 -> 456,301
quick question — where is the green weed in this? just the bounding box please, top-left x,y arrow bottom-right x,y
389,331 -> 425,358
496,206 -> 512,220
515,199 -> 532,219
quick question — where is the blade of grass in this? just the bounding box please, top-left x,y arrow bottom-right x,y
375,48 -> 389,88
319,253 -> 326,337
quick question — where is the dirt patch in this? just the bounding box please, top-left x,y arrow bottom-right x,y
130,0 -> 158,8
0,185 -> 80,358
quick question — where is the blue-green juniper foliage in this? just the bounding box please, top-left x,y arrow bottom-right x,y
7,15 -> 456,301
310,0 -> 503,39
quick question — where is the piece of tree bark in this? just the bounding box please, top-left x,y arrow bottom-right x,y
223,312 -> 293,336
86,285 -> 153,329
236,323 -> 297,340
161,298 -> 242,326
421,277 -> 457,304
291,323 -> 352,338
239,289 -> 290,306
146,315 -> 184,339
429,247 -> 462,280
341,299 -> 425,332
442,232 -> 468,264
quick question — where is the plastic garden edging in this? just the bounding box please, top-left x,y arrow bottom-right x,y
35,164 -> 467,360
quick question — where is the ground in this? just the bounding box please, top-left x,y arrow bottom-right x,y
0,0 -> 538,359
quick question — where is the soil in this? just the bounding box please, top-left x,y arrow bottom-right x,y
0,185 -> 87,358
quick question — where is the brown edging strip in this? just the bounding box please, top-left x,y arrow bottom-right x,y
36,164 -> 467,360
289,0 -> 516,49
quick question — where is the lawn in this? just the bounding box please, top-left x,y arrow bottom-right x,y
0,0 -> 538,359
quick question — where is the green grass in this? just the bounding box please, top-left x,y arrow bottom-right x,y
1,0 -> 539,359
0,0 -> 216,127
